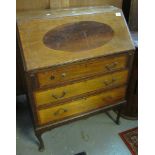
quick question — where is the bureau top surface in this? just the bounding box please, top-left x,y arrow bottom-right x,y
17,6 -> 135,71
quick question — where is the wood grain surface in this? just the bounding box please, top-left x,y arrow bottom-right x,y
37,86 -> 126,125
43,21 -> 114,52
16,0 -> 123,11
50,0 -> 123,9
36,54 -> 128,88
17,6 -> 134,71
16,0 -> 49,11
34,70 -> 128,106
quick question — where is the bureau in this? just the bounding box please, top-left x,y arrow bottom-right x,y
17,6 -> 135,151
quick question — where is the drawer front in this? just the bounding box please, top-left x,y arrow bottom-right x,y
37,86 -> 126,125
34,70 -> 128,107
37,54 -> 128,88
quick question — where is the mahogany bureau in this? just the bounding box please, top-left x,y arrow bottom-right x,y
17,6 -> 135,151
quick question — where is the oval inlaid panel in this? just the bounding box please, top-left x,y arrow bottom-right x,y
43,21 -> 114,52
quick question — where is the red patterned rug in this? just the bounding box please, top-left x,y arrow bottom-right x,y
119,127 -> 138,155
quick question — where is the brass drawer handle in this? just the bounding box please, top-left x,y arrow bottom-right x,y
50,75 -> 55,80
54,108 -> 68,116
104,78 -> 116,86
52,91 -> 66,99
105,62 -> 118,71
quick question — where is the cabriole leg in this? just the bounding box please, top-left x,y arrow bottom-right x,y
35,132 -> 45,152
115,105 -> 122,125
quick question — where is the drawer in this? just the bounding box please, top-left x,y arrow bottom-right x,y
34,70 -> 128,107
37,86 -> 126,125
36,54 -> 128,88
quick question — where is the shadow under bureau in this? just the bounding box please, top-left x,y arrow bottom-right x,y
17,6 -> 135,151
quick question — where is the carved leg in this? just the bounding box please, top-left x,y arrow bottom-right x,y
115,105 -> 122,125
35,132 -> 45,152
